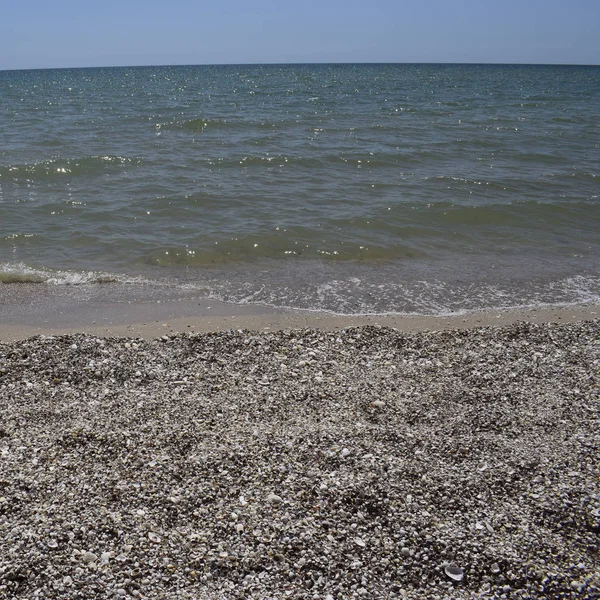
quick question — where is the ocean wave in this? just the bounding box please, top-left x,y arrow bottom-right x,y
155,117 -> 232,132
0,155 -> 143,181
2,260 -> 599,317
183,269 -> 600,316
205,152 -> 413,170
0,262 -> 131,285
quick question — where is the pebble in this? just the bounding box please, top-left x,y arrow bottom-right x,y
82,551 -> 98,563
267,493 -> 283,504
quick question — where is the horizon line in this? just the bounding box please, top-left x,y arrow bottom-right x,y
2,60 -> 599,73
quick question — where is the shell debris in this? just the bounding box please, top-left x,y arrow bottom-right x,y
0,322 -> 599,598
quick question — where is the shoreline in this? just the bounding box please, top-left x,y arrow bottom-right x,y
0,281 -> 598,341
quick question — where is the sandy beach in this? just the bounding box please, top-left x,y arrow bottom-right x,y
0,301 -> 599,598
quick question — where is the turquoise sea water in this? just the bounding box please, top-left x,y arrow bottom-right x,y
1,63 -> 599,314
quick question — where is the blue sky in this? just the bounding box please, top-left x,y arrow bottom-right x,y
1,0 -> 598,70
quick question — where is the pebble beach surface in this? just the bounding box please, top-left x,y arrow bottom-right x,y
0,321 -> 599,599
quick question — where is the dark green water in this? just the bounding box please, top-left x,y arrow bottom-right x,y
1,63 -> 599,313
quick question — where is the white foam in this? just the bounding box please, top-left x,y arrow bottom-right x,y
0,262 -> 143,286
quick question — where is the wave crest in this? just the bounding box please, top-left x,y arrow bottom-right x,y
0,263 -> 126,285
0,155 -> 142,181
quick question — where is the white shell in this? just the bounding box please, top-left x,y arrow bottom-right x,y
82,551 -> 98,563
444,563 -> 464,582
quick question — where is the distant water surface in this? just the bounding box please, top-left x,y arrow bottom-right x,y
1,63 -> 599,313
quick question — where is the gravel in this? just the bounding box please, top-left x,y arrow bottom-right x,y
0,321 -> 599,599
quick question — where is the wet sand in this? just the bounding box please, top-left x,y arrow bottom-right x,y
0,282 -> 598,340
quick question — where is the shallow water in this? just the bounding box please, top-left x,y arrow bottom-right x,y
1,63 -> 599,313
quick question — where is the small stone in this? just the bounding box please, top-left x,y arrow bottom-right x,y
341,448 -> 351,458
401,547 -> 410,557
82,551 -> 98,563
63,575 -> 73,586
491,562 -> 501,574
371,400 -> 385,408
444,563 -> 464,582
116,588 -> 127,597
148,532 -> 161,543
354,537 -> 366,547
47,539 -> 58,548
267,493 -> 283,504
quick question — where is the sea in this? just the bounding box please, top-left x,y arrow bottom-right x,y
1,63 -> 599,315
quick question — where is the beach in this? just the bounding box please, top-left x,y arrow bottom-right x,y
1,61 -> 599,599
1,310 -> 599,599
1,279 -> 599,342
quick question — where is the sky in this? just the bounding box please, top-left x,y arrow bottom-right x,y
1,0 -> 598,70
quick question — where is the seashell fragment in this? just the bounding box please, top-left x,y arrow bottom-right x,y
82,551 -> 98,563
148,532 -> 161,543
47,539 -> 58,549
444,563 -> 464,582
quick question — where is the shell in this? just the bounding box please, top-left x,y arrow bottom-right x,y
444,563 -> 464,582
